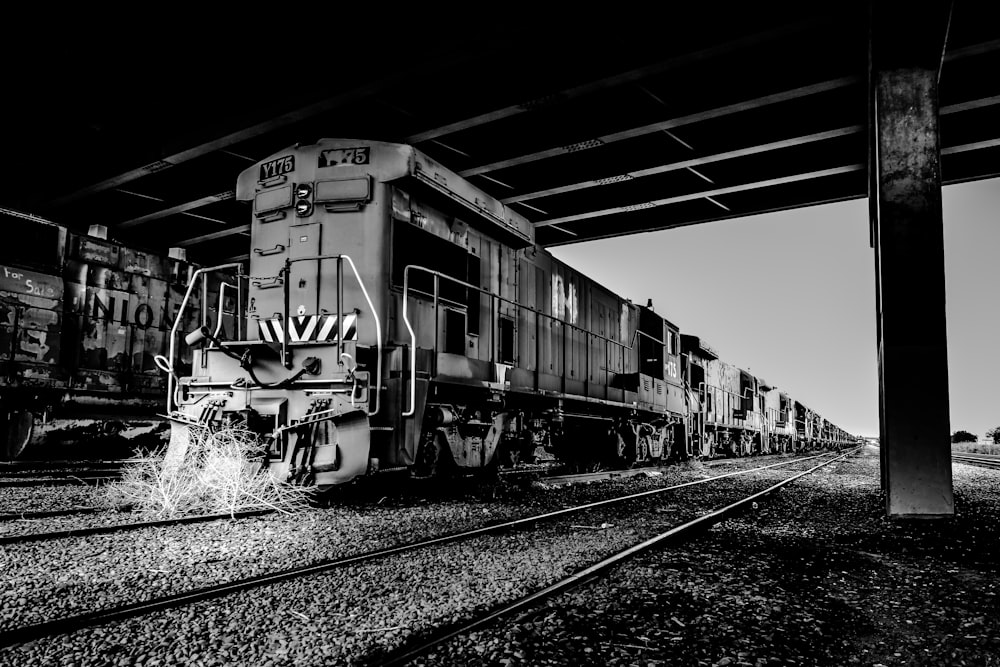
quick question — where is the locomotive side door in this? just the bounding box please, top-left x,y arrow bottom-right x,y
515,257 -> 539,389
248,213 -> 290,339
289,222 -> 321,315
496,243 -> 517,373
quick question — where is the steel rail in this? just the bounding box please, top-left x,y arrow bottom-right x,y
0,459 -> 154,469
0,509 -> 275,547
525,452 -> 812,485
951,454 -> 1000,469
0,451 -> 838,648
0,508 -> 100,522
0,469 -> 125,479
0,477 -> 122,488
370,446 -> 862,667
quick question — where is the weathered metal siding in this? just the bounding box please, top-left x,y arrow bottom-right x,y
0,264 -> 66,388
0,216 -> 67,391
587,282 -> 618,401
704,358 -> 741,426
63,233 -> 197,395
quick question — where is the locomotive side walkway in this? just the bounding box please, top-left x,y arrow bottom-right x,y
417,446 -> 1000,666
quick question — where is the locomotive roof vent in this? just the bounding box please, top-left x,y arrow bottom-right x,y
88,224 -> 108,239
168,247 -> 187,261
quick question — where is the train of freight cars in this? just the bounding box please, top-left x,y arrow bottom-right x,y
0,207 -> 234,459
156,139 -> 854,488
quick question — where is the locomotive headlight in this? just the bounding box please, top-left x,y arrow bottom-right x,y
295,183 -> 313,199
295,200 -> 314,217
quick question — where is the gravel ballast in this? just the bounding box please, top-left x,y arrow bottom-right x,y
0,455 -> 835,665
0,486 -> 102,515
413,448 -> 1000,666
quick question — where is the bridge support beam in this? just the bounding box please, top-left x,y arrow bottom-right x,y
870,1 -> 954,517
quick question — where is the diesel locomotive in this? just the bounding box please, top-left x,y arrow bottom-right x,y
162,139 -> 853,487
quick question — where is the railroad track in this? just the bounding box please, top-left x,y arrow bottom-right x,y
0,475 -> 122,487
0,462 -> 132,487
0,507 -> 101,522
502,450 -> 826,485
0,469 -> 126,478
370,446 -> 862,666
865,444 -> 1000,470
951,453 -> 1000,469
0,459 -> 151,470
0,508 -> 275,547
0,450 -> 848,650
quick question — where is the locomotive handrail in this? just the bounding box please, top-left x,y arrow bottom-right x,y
629,328 -> 665,348
212,282 -> 238,341
284,253 -> 382,417
166,263 -> 245,414
401,265 -> 656,417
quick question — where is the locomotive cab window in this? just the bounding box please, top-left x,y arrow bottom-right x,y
498,316 -> 515,364
444,308 -> 466,355
639,308 -> 664,380
391,219 -> 466,303
739,371 -> 755,412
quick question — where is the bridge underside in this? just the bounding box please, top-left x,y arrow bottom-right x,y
3,5 -> 997,260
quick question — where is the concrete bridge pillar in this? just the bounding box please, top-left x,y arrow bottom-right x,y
870,0 -> 955,517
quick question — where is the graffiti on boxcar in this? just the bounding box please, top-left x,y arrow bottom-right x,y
1,265 -> 61,300
16,329 -> 51,360
84,286 -> 232,334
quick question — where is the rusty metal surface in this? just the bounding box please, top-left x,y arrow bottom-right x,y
0,224 -> 214,432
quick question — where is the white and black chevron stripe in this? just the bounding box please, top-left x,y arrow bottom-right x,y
258,313 -> 358,343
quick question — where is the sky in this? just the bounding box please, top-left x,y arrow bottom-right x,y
549,177 -> 1000,440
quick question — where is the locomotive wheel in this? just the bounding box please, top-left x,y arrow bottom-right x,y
413,431 -> 438,478
614,430 -> 631,467
503,444 -> 521,467
700,433 -> 714,458
673,424 -> 689,461
500,434 -> 534,467
635,434 -> 651,464
2,410 -> 34,461
413,430 -> 456,478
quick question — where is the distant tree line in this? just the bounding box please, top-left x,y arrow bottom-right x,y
951,428 -> 1000,444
